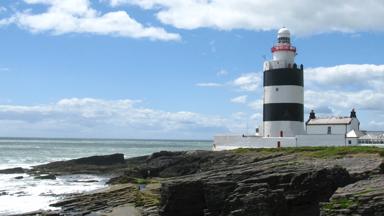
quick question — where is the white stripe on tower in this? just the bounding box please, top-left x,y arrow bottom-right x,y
264,86 -> 303,104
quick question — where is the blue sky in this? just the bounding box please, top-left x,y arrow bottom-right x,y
0,0 -> 383,139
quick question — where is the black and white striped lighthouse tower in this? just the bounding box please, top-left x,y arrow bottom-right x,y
263,27 -> 305,137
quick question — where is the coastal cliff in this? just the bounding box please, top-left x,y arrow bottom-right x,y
9,147 -> 384,216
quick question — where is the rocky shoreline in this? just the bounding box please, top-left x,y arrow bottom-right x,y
3,147 -> 384,216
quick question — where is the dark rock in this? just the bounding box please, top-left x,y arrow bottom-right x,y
72,153 -> 125,166
35,174 -> 57,180
31,153 -> 126,175
222,183 -> 287,216
14,176 -> 24,179
0,167 -> 25,174
71,180 -> 99,183
321,175 -> 384,216
161,180 -> 206,216
158,153 -> 353,216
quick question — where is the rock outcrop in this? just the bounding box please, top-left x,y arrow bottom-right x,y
10,147 -> 384,216
111,149 -> 383,216
0,167 -> 25,174
30,153 -> 126,175
158,154 -> 352,216
321,175 -> 384,216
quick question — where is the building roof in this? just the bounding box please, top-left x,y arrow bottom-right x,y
346,129 -> 365,138
307,117 -> 353,125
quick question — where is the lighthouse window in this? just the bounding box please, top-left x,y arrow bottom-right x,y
275,88 -> 279,91
278,37 -> 290,43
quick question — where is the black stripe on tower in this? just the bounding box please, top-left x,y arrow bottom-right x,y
264,68 -> 303,86
263,103 -> 304,122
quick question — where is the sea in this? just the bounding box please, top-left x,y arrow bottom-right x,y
0,137 -> 212,215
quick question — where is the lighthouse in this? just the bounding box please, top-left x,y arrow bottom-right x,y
263,27 -> 305,137
213,27 -> 375,150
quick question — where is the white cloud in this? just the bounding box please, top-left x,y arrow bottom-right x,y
0,98 -> 237,139
304,64 -> 384,114
306,64 -> 384,89
107,0 -> 384,35
233,73 -> 261,92
196,82 -> 222,87
305,90 -> 384,112
230,95 -> 247,104
2,1 -> 384,36
7,0 -> 180,41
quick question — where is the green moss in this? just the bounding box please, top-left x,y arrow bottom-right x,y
323,198 -> 358,210
134,190 -> 160,207
232,146 -> 384,158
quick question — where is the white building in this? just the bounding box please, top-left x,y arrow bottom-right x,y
213,28 -> 383,150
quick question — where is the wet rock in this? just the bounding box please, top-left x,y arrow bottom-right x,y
73,153 -> 125,166
35,174 -> 57,180
14,176 -> 24,179
31,153 -> 126,175
0,167 -> 25,174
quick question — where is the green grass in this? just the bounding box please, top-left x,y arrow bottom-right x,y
232,146 -> 384,158
322,197 -> 358,210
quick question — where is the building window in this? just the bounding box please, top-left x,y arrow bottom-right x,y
275,88 -> 279,91
327,126 -> 332,134
348,140 -> 352,145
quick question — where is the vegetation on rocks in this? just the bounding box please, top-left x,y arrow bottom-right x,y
232,146 -> 384,158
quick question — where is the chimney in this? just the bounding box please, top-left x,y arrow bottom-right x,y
309,110 -> 316,119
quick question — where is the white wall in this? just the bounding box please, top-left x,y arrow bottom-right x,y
306,124 -> 347,135
346,138 -> 358,146
296,134 -> 346,147
214,134 -> 348,150
213,135 -> 296,151
264,121 -> 305,137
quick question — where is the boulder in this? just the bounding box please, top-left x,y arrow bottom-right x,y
31,153 -> 126,175
0,167 -> 25,174
35,174 -> 57,180
72,153 -> 125,166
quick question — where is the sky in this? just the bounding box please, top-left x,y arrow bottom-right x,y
0,0 -> 383,139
